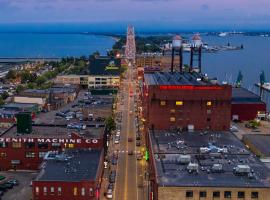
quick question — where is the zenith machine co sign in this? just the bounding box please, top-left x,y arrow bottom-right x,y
0,137 -> 99,144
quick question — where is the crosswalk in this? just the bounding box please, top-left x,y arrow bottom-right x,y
113,150 -> 141,154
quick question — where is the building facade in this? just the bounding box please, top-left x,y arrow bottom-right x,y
142,72 -> 232,131
0,125 -> 105,170
32,149 -> 103,200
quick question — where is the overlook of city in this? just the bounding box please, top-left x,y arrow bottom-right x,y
0,1 -> 270,200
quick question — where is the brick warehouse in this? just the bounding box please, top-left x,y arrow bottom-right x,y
142,72 -> 232,131
32,149 -> 103,200
0,124 -> 105,170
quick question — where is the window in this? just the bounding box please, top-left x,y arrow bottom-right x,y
50,187 -> 54,193
207,101 -> 212,106
238,191 -> 245,198
43,187 -> 47,195
12,142 -> 22,148
35,187 -> 39,195
26,152 -> 35,158
213,191 -> 220,198
207,118 -> 211,122
25,142 -> 35,149
176,101 -> 183,106
89,188 -> 94,196
224,191 -> 231,198
0,152 -> 7,158
160,101 -> 166,106
251,192 -> 259,199
81,188 -> 85,196
186,191 -> 193,198
52,143 -> 61,148
73,187 -> 78,196
207,109 -> 212,114
68,144 -> 74,148
200,191 -> 207,197
170,117 -> 176,122
39,152 -> 47,158
170,109 -> 175,113
0,142 -> 8,148
38,143 -> 48,149
58,187 -> 62,196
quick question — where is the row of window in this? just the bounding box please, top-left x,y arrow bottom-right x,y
1,152 -> 48,159
169,117 -> 212,122
186,191 -> 259,199
35,186 -> 94,197
160,100 -> 212,106
0,142 -> 74,149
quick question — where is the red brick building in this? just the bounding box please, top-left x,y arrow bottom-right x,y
231,87 -> 267,121
0,124 -> 105,170
142,72 -> 232,131
32,149 -> 103,200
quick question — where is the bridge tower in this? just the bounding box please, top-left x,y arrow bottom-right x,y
125,25 -> 136,65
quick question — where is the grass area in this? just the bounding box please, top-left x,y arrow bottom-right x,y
0,175 -> 6,181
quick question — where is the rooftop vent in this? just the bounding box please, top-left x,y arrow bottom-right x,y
178,155 -> 191,164
187,163 -> 199,173
234,165 -> 251,175
212,164 -> 223,173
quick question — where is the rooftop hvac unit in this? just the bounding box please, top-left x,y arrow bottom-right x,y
235,165 -> 251,174
200,147 -> 210,154
212,164 -> 223,173
178,155 -> 191,164
187,163 -> 199,172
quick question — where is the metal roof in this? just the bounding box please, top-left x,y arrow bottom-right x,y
144,72 -> 212,86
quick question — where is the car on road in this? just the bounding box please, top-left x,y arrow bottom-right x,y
107,183 -> 114,190
136,141 -> 141,147
128,137 -> 133,142
106,189 -> 113,199
111,157 -> 117,165
7,179 -> 19,186
136,153 -> 143,160
128,150 -> 134,155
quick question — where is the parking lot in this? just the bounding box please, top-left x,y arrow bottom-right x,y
0,171 -> 37,200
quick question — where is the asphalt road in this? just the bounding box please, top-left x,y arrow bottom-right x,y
113,65 -> 140,200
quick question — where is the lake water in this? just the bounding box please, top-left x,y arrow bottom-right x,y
0,33 -> 114,58
0,31 -> 269,108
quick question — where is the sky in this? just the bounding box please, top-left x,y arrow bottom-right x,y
0,0 -> 270,31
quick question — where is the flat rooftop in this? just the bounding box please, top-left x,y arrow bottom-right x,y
243,134 -> 270,157
144,72 -> 217,86
36,149 -> 101,182
232,87 -> 263,103
149,130 -> 270,188
0,124 -> 104,139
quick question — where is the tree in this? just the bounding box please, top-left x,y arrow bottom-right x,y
35,76 -> 47,86
1,91 -> 9,100
105,116 -> 116,133
0,97 -> 4,106
6,70 -> 16,79
16,85 -> 25,94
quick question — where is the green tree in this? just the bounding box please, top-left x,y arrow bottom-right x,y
1,91 -> 9,100
0,97 -> 4,106
6,70 -> 16,79
16,85 -> 25,94
105,116 -> 116,133
35,76 -> 47,86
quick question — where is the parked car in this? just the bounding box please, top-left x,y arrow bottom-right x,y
136,141 -> 141,147
128,150 -> 134,155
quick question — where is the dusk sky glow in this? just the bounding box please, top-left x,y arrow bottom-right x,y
0,0 -> 270,30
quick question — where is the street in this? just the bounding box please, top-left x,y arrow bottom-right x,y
101,63 -> 146,200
